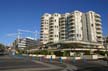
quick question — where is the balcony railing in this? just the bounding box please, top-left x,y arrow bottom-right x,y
95,18 -> 101,21
95,22 -> 101,25
96,26 -> 102,29
96,30 -> 102,34
95,14 -> 101,18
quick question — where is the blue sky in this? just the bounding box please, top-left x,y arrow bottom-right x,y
0,0 -> 108,45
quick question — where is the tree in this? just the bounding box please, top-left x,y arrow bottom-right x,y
0,43 -> 5,49
0,43 -> 5,53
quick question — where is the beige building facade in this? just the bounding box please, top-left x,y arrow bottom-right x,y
40,11 -> 103,46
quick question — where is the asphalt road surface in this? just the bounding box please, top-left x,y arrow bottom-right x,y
1,55 -> 108,71
72,60 -> 108,71
0,55 -> 63,71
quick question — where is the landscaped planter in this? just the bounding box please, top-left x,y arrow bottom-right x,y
92,55 -> 98,59
45,55 -> 56,59
29,54 -> 37,57
37,55 -> 45,57
61,57 -> 68,60
75,57 -> 81,60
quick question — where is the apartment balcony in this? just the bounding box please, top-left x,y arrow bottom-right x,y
69,18 -> 75,22
96,26 -> 102,29
50,20 -> 54,23
50,17 -> 54,19
69,27 -> 75,31
69,14 -> 74,18
70,24 -> 75,28
68,37 -> 76,40
60,20 -> 66,23
49,30 -> 53,32
60,28 -> 66,31
49,29 -> 53,32
69,20 -> 75,24
49,25 -> 53,28
49,38 -> 54,41
96,30 -> 102,34
96,34 -> 102,38
68,32 -> 75,36
69,29 -> 75,32
60,32 -> 66,35
41,16 -> 44,19
40,30 -> 44,33
60,35 -> 65,38
60,38 -> 66,40
60,18 -> 66,21
60,26 -> 66,29
41,22 -> 45,25
41,19 -> 44,21
95,14 -> 101,18
95,18 -> 101,21
49,22 -> 54,25
40,35 -> 43,38
49,34 -> 53,37
41,25 -> 44,27
97,38 -> 103,42
60,38 -> 66,41
60,22 -> 65,25
95,22 -> 101,25
60,34 -> 65,37
40,27 -> 44,30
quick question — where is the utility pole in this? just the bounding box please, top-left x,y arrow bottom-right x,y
17,29 -> 21,48
7,33 -> 18,55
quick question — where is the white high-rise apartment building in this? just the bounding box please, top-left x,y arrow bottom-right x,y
59,13 -> 70,41
49,13 -> 61,43
40,11 -> 103,44
40,13 -> 51,44
68,11 -> 83,41
86,11 -> 103,43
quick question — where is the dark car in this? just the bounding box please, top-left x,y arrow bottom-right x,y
0,49 -> 5,55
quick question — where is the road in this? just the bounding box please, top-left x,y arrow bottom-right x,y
1,55 -> 108,71
0,55 -> 63,71
71,60 -> 108,71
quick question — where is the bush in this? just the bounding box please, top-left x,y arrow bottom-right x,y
63,51 -> 70,56
33,50 -> 50,55
40,50 -> 48,55
54,51 -> 63,56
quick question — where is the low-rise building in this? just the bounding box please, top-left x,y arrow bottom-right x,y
12,37 -> 39,50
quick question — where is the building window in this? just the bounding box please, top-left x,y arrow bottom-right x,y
55,35 -> 58,37
55,20 -> 56,22
91,24 -> 93,27
57,35 -> 58,37
77,34 -> 79,37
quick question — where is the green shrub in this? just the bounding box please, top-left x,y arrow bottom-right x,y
54,51 -> 63,56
